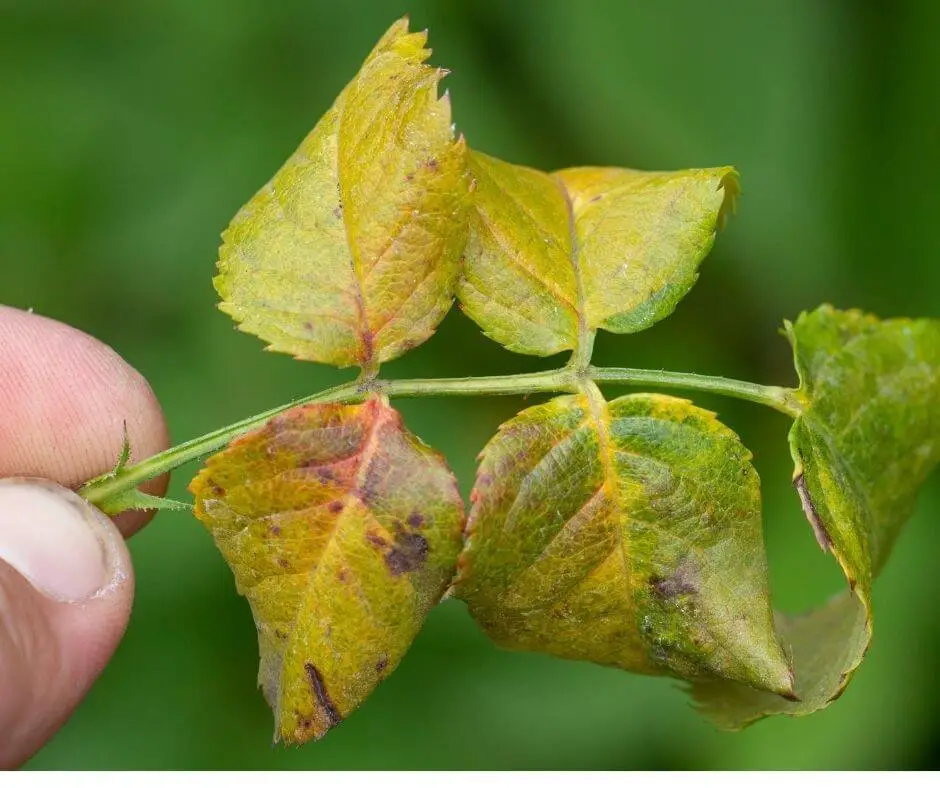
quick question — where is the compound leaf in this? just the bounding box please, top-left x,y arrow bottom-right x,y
215,18 -> 469,371
456,387 -> 794,697
692,305 -> 940,727
457,151 -> 736,356
190,398 -> 465,743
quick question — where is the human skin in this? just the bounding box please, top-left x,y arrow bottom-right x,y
0,305 -> 169,768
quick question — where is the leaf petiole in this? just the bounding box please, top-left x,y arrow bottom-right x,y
77,365 -> 800,513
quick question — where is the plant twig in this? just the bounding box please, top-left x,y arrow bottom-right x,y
77,365 -> 800,512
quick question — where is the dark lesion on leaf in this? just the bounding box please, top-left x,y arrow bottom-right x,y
794,473 -> 832,553
364,518 -> 430,576
375,655 -> 389,673
311,465 -> 336,482
650,561 -> 698,600
304,662 -> 342,729
384,531 -> 429,576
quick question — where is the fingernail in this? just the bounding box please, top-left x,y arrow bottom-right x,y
0,478 -> 122,602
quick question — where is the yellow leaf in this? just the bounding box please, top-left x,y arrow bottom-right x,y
215,18 -> 469,370
456,387 -> 793,697
458,151 -> 737,356
190,398 -> 465,742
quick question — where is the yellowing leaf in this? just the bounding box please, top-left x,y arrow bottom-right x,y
456,386 -> 794,697
457,151 -> 737,356
692,305 -> 940,728
189,398 -> 465,742
458,153 -> 580,356
215,18 -> 469,370
558,166 -> 738,334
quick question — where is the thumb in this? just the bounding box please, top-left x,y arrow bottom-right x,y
0,478 -> 134,768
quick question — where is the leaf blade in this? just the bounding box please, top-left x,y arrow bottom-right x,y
457,152 -> 736,356
190,398 -> 465,742
556,165 -> 738,333
457,151 -> 581,356
456,389 -> 793,696
692,305 -> 940,726
215,19 -> 469,369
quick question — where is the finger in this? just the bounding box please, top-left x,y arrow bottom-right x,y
0,479 -> 134,768
0,306 -> 170,536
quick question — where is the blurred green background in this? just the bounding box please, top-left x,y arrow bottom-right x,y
3,0 -> 939,770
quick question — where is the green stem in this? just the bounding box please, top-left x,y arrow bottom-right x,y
588,367 -> 801,416
77,365 -> 800,510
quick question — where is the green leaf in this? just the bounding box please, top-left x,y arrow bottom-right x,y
215,18 -> 469,371
457,151 -> 737,356
692,305 -> 940,728
189,398 -> 465,743
455,385 -> 794,697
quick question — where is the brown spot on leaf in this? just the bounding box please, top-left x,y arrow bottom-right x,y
268,525 -> 282,537
305,663 -> 342,729
333,203 -> 343,219
375,655 -> 389,673
336,567 -> 349,583
384,531 -> 429,576
406,511 -> 424,528
275,629 -> 287,640
427,158 -> 438,171
795,473 -> 831,552
210,482 -> 225,496
366,530 -> 389,549
328,500 -> 344,514
277,558 -> 291,569
303,321 -> 314,332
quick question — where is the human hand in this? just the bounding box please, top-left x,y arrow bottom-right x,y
0,306 -> 168,768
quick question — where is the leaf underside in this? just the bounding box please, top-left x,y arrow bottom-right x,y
214,18 -> 469,370
456,387 -> 794,698
190,398 -> 465,743
457,150 -> 738,356
692,305 -> 940,728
